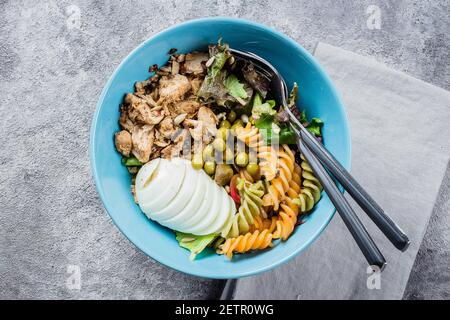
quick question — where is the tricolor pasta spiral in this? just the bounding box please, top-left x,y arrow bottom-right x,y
221,180 -> 265,238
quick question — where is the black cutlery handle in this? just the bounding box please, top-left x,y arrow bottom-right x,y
298,126 -> 410,251
298,139 -> 387,270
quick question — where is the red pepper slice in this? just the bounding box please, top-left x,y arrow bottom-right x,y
229,175 -> 240,205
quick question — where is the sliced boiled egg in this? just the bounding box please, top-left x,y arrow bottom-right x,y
188,187 -> 234,235
135,157 -> 237,236
158,167 -> 207,231
137,159 -> 186,215
151,159 -> 200,221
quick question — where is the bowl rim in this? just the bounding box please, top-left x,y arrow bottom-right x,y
90,16 -> 351,279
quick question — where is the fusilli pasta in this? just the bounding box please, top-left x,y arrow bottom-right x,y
298,155 -> 322,213
218,229 -> 274,259
235,123 -> 264,149
221,179 -> 265,238
260,144 -> 296,210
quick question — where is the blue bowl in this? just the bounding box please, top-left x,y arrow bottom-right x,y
90,17 -> 351,279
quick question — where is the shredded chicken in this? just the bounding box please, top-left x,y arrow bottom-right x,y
135,79 -> 153,94
158,116 -> 176,139
189,77 -> 203,95
158,74 -> 191,103
160,129 -> 190,159
131,125 -> 155,163
115,50 -> 211,163
125,93 -> 165,125
184,106 -> 218,144
115,130 -> 132,157
184,52 -> 209,75
173,98 -> 200,117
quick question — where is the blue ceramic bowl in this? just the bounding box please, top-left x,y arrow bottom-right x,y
90,17 -> 351,279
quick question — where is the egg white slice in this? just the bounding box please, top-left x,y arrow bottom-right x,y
135,158 -> 161,192
188,187 -> 234,235
151,160 -> 200,221
182,183 -> 223,235
158,168 -> 208,231
137,159 -> 186,215
165,169 -> 216,232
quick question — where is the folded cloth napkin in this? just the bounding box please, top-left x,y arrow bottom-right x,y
224,42 -> 450,300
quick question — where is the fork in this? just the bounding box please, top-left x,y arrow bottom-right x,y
230,48 -> 410,270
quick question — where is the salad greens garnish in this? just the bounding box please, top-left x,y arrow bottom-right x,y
122,157 -> 143,167
175,232 -> 217,260
305,117 -> 324,136
223,74 -> 248,103
207,40 -> 231,82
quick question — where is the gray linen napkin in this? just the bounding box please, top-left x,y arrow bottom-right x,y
225,42 -> 450,300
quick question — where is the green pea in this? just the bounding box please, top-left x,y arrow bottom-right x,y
233,119 -> 244,128
213,138 -> 226,152
220,120 -> 231,129
231,120 -> 244,135
235,152 -> 249,167
191,153 -> 204,170
227,111 -> 237,123
204,161 -> 216,175
202,144 -> 214,161
224,148 -> 234,163
216,127 -> 228,141
246,163 -> 260,177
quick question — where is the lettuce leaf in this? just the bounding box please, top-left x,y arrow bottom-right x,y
175,232 -> 217,260
252,101 -> 276,119
306,117 -> 324,136
288,82 -> 298,107
252,92 -> 263,108
251,94 -> 276,119
207,40 -> 231,82
255,114 -> 296,145
224,74 -> 248,100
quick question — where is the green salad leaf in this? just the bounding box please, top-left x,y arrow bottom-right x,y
306,117 -> 324,136
288,82 -> 299,107
224,74 -> 248,101
251,100 -> 277,119
252,92 -> 263,108
175,232 -> 217,260
251,92 -> 276,119
255,114 -> 296,145
207,40 -> 231,81
122,157 -> 143,167
298,110 -> 307,123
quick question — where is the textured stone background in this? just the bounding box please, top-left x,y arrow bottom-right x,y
0,0 -> 448,299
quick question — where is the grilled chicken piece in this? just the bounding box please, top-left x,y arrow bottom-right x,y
115,130 -> 132,157
119,106 -> 135,132
160,129 -> 190,159
184,52 -> 209,75
131,125 -> 155,163
153,129 -> 171,148
125,93 -> 165,125
174,98 -> 200,117
158,74 -> 191,103
189,77 -> 203,95
158,116 -> 176,139
184,106 -> 217,144
135,79 -> 153,94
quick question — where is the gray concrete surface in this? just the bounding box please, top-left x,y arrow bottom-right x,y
0,0 -> 448,299
404,162 -> 450,300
